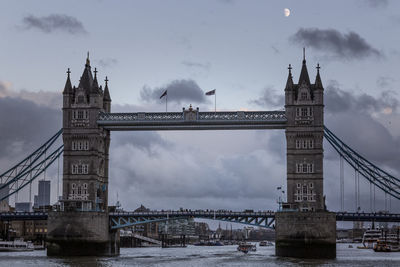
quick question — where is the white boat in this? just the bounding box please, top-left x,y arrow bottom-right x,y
0,240 -> 34,252
357,229 -> 382,249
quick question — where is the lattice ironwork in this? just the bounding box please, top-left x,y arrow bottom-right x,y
324,126 -> 400,200
97,110 -> 287,130
109,210 -> 276,229
0,129 -> 63,201
0,145 -> 64,202
99,111 -> 286,122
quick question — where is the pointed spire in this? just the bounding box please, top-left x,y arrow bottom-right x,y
315,63 -> 323,89
63,68 -> 73,94
91,67 -> 99,92
86,51 -> 90,67
103,76 -> 111,101
79,53 -> 94,92
298,49 -> 311,86
285,64 -> 294,90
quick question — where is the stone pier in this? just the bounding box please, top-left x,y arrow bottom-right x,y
46,211 -> 120,256
275,211 -> 336,259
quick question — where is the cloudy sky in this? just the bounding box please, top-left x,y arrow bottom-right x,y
1,0 -> 400,218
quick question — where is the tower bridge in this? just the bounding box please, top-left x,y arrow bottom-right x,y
1,52 -> 400,258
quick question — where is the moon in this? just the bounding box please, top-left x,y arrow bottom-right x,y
284,8 -> 290,17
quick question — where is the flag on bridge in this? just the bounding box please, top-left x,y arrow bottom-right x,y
205,89 -> 216,96
160,90 -> 167,99
205,89 -> 216,112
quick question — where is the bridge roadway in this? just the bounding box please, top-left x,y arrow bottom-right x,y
2,211 -> 400,229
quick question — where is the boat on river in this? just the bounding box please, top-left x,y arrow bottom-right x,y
237,242 -> 256,254
0,240 -> 34,252
259,241 -> 274,246
373,233 -> 400,252
357,229 -> 381,249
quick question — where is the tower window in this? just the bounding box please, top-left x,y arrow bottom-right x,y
77,111 -> 84,119
296,164 -> 301,173
301,92 -> 308,100
71,164 -> 89,174
303,185 -> 307,194
72,140 -> 89,151
302,164 -> 307,173
301,108 -> 308,117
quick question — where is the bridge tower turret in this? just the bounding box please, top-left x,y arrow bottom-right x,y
47,54 -> 118,256
284,51 -> 325,212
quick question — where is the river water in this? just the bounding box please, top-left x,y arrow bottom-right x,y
0,243 -> 399,266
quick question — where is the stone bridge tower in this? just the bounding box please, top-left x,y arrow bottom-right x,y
276,52 -> 336,259
47,55 -> 119,256
61,54 -> 111,212
284,52 -> 325,212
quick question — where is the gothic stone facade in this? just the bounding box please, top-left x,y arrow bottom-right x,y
285,57 -> 325,212
61,56 -> 111,212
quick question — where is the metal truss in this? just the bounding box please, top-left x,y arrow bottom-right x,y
335,212 -> 400,222
97,111 -> 287,131
0,129 -> 62,187
109,211 -> 276,230
0,145 -> 64,202
0,129 -> 64,202
324,126 -> 400,200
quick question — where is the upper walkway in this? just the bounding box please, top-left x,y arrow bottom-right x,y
97,110 -> 287,131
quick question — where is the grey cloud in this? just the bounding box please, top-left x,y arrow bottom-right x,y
22,14 -> 87,34
96,58 -> 118,69
363,0 -> 389,8
181,60 -> 211,70
112,132 -> 171,157
324,81 -> 400,174
140,79 -> 207,104
325,81 -> 398,114
250,86 -> 284,108
290,28 -> 382,60
217,0 -> 235,4
376,76 -> 395,88
271,46 -> 280,54
0,81 -> 61,109
0,96 -> 61,164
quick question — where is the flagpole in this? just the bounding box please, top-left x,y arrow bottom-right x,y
166,93 -> 168,112
214,90 -> 216,113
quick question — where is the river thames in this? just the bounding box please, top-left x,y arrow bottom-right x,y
0,243 -> 399,266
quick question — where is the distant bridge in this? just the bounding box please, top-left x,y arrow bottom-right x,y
2,211 -> 400,229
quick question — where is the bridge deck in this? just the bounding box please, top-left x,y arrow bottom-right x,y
97,111 -> 287,131
2,211 -> 400,227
